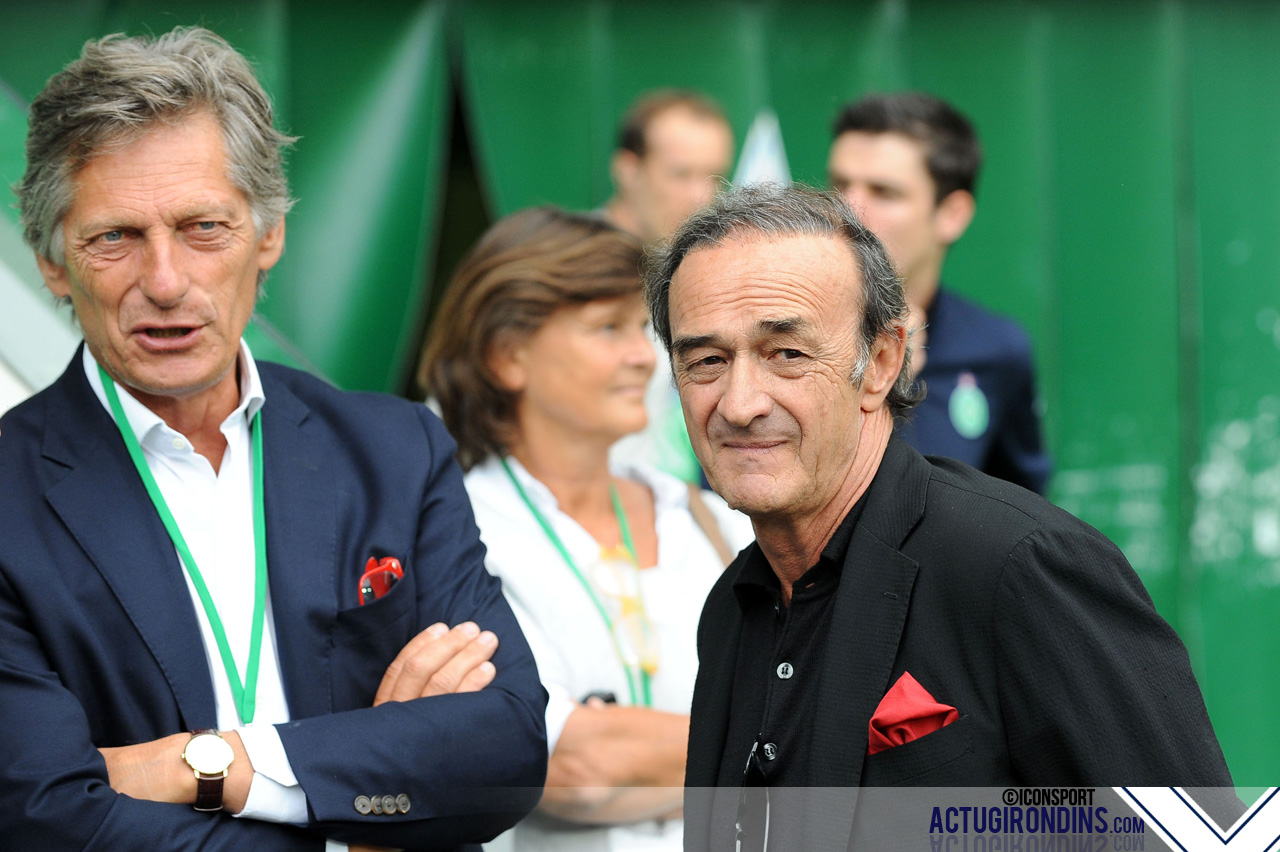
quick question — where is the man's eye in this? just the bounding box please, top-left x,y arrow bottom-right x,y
101,230 -> 124,243
777,349 -> 805,360
194,221 -> 219,231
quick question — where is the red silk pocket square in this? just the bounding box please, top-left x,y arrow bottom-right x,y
866,671 -> 959,755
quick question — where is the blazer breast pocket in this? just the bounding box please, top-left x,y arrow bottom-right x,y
329,579 -> 416,708
862,714 -> 973,786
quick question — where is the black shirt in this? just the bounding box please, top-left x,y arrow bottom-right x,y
715,496 -> 866,790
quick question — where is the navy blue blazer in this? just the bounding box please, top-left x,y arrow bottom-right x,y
897,288 -> 1051,494
0,350 -> 547,851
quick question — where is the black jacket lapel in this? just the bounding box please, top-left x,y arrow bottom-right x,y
803,436 -> 929,851
684,559 -> 747,852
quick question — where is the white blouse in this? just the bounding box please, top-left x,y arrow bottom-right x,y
464,455 -> 755,852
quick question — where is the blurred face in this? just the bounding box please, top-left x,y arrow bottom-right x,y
669,234 -> 884,522
502,293 -> 657,444
37,112 -> 284,411
827,131 -> 946,294
623,107 -> 734,241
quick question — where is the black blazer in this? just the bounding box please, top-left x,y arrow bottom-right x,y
685,436 -> 1235,851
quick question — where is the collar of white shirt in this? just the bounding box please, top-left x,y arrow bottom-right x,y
82,339 -> 265,445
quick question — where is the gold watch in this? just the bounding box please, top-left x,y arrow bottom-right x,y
182,729 -> 234,812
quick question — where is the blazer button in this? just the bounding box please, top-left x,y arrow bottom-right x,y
396,794 -> 412,813
382,795 -> 398,815
371,796 -> 383,815
354,795 -> 372,815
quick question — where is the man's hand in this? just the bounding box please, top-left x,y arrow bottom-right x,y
99,730 -> 254,813
373,622 -> 497,706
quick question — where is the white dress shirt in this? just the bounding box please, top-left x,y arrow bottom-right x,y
465,455 -> 755,852
84,344 -> 346,852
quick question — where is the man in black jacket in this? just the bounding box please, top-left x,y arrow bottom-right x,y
643,184 -> 1235,851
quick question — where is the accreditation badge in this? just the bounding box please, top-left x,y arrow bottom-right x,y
949,372 -> 990,439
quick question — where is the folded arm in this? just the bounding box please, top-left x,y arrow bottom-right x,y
539,703 -> 687,824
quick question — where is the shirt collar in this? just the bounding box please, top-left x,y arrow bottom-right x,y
732,491 -> 867,607
82,339 -> 266,451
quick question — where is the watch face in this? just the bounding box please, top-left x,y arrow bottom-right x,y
184,733 -> 234,775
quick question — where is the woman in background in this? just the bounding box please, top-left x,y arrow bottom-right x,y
420,207 -> 752,851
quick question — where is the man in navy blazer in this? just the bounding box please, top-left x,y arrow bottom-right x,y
0,28 -> 545,851
828,92 -> 1051,494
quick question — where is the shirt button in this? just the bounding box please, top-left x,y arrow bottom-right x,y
776,662 -> 794,679
763,742 -> 778,761
171,437 -> 187,450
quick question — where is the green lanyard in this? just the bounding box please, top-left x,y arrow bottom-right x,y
500,457 -> 652,707
99,365 -> 267,725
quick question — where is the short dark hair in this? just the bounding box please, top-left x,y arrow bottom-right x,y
645,183 -> 922,420
617,89 -> 729,158
419,207 -> 645,471
832,92 -> 981,203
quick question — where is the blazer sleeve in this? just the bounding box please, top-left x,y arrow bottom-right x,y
993,525 -> 1234,787
0,564 -> 328,852
273,406 -> 548,850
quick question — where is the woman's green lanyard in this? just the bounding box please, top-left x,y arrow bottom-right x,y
500,457 -> 653,707
98,364 -> 267,725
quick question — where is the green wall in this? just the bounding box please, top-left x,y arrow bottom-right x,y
1,0 -> 1277,786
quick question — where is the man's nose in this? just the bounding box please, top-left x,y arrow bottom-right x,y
691,174 -> 719,209
625,326 -> 657,375
138,234 -> 188,306
716,360 -> 772,426
843,185 -> 868,216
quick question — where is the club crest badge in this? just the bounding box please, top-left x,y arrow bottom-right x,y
949,372 -> 990,439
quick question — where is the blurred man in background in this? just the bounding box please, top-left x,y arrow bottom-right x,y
604,90 -> 735,483
602,89 -> 734,245
828,92 -> 1051,494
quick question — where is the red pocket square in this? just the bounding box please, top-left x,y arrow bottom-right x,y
867,671 -> 959,755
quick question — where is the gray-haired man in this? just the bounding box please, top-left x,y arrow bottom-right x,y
1,27 -> 545,852
647,184 -> 1235,850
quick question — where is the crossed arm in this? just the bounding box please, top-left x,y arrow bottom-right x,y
539,702 -> 688,824
100,621 -> 503,849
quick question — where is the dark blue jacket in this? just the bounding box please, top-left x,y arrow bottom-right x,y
898,288 -> 1051,494
0,350 -> 547,851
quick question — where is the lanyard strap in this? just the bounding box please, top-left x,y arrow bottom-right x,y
99,365 -> 267,725
500,457 -> 652,707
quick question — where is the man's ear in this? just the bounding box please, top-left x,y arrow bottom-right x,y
35,254 -> 72,300
935,189 -> 975,247
487,340 -> 528,393
860,325 -> 908,413
256,217 -> 286,272
611,150 -> 641,196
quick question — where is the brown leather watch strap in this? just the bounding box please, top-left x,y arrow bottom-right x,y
187,729 -> 228,813
193,772 -> 226,812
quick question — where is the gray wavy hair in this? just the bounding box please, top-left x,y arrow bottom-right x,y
644,182 -> 924,419
16,27 -> 296,264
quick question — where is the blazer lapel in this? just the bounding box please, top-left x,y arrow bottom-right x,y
256,373 -> 339,720
684,561 -> 747,852
803,436 -> 929,851
41,357 -> 218,729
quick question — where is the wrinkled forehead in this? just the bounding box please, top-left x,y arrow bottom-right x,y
670,231 -> 863,326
